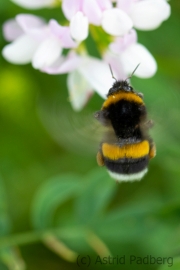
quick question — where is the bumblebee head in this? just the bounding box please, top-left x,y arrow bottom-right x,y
107,80 -> 133,96
107,63 -> 142,97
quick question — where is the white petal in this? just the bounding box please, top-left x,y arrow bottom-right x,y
82,0 -> 103,25
15,15 -> 48,42
42,56 -> 65,74
43,51 -> 80,74
49,20 -> 77,48
95,0 -> 112,10
120,43 -> 157,78
130,0 -> 171,30
70,12 -> 89,42
10,0 -> 55,9
67,70 -> 93,111
32,36 -> 62,69
103,50 -> 126,80
2,34 -> 39,64
116,0 -> 134,13
109,29 -> 137,54
101,8 -> 133,36
16,14 -> 45,33
78,56 -> 114,98
62,0 -> 81,20
3,19 -> 23,41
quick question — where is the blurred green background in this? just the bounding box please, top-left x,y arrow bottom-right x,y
0,1 -> 180,269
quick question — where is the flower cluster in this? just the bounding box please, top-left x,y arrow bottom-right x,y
2,0 -> 171,110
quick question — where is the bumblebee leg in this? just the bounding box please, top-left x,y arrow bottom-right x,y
149,143 -> 156,159
96,151 -> 104,166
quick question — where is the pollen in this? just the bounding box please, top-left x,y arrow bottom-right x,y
96,151 -> 105,166
149,144 -> 156,159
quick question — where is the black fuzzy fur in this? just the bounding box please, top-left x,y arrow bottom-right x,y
104,156 -> 148,174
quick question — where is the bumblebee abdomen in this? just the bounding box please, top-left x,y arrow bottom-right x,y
101,140 -> 150,181
104,157 -> 148,180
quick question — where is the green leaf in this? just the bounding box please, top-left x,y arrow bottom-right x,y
74,168 -> 116,225
92,193 -> 165,242
31,174 -> 81,229
89,194 -> 180,256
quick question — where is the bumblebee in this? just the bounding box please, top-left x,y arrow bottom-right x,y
95,68 -> 156,182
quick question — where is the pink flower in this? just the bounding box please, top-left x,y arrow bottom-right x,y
62,0 -> 111,41
62,0 -> 133,41
107,29 -> 157,78
1,0 -> 171,111
8,0 -> 171,43
2,15 -> 77,69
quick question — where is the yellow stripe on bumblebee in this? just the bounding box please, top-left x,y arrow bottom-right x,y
102,141 -> 150,160
102,91 -> 144,109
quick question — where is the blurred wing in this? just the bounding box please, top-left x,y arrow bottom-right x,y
38,101 -> 112,156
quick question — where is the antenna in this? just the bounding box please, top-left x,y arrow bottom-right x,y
109,64 -> 117,82
126,63 -> 140,81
